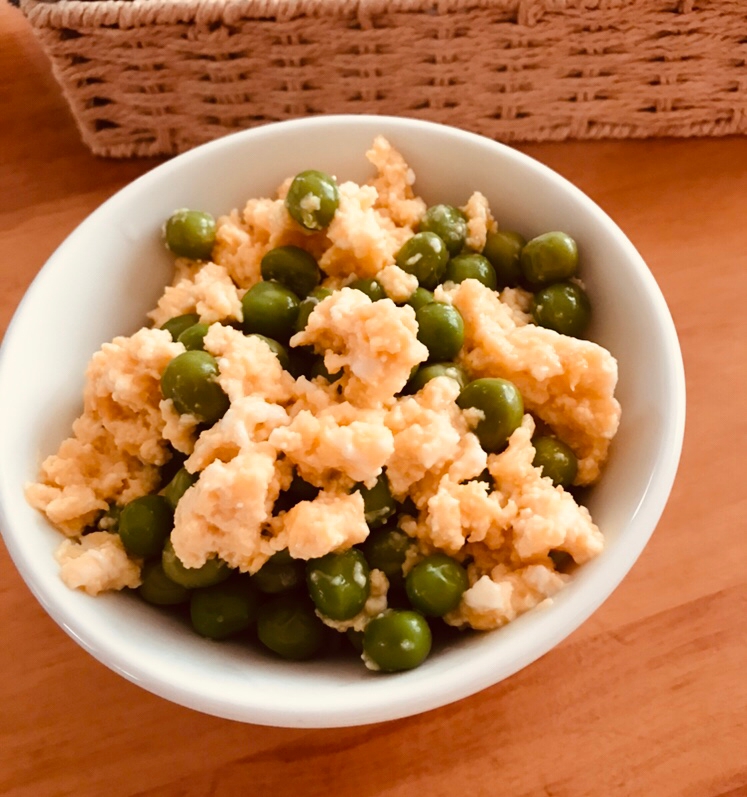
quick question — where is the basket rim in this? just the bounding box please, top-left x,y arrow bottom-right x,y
19,0 -> 694,29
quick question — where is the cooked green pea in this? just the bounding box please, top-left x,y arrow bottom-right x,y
161,350 -> 229,424
138,560 -> 190,606
363,610 -> 432,672
241,281 -> 300,342
407,362 -> 468,394
287,473 -> 320,504
405,287 -> 434,311
521,231 -> 578,287
162,467 -> 197,510
405,554 -> 468,617
285,170 -> 340,231
532,435 -> 578,487
161,538 -> 231,589
177,322 -> 209,351
397,496 -> 418,518
357,474 -> 396,529
549,549 -> 574,572
473,468 -> 493,491
395,232 -> 449,290
347,628 -> 365,653
247,334 -> 291,371
158,447 -> 186,489
287,347 -> 315,380
349,278 -> 386,302
294,287 -> 332,333
190,575 -> 259,639
309,356 -> 342,383
164,210 -> 216,260
362,526 -> 412,584
251,550 -> 305,594
118,495 -> 173,558
531,281 -> 591,337
444,253 -> 497,290
161,313 -> 200,342
457,378 -> 524,453
261,245 -> 320,298
483,230 -> 526,288
257,594 -> 326,660
306,549 -> 370,621
415,302 -> 464,361
418,204 -> 468,256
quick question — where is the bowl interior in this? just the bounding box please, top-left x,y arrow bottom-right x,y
0,116 -> 685,727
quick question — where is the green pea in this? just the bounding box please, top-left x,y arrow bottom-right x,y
362,526 -> 412,584
521,231 -> 579,287
247,334 -> 291,371
415,302 -> 465,362
261,245 -> 320,298
241,281 -> 300,342
286,472 -> 320,504
444,253 -> 497,290
363,610 -> 432,672
483,230 -> 526,288
251,550 -> 305,594
306,549 -> 370,621
257,595 -> 326,660
118,495 -> 173,558
161,313 -> 200,342
531,281 -> 591,338
288,347 -> 317,379
405,287 -> 434,312
285,170 -> 340,231
397,496 -> 418,518
274,472 -> 320,514
294,287 -> 332,333
349,278 -> 386,302
138,560 -> 190,606
549,549 -> 574,572
176,322 -> 209,351
347,628 -> 365,653
418,204 -> 468,256
395,232 -> 449,290
162,467 -> 198,510
356,473 -> 396,529
532,435 -> 578,487
457,378 -> 524,453
164,210 -> 216,261
158,447 -> 186,488
405,553 -> 468,617
309,356 -> 342,383
473,468 -> 493,491
407,362 -> 468,394
161,350 -> 229,424
161,538 -> 231,589
189,575 -> 259,639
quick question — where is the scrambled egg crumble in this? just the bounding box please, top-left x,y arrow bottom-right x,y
26,136 -> 620,641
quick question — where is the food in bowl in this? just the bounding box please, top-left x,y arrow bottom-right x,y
25,136 -> 621,673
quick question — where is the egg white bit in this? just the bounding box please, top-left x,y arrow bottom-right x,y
299,192 -> 321,228
361,648 -> 381,672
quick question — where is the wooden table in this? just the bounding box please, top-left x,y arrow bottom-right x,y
2,5 -> 746,796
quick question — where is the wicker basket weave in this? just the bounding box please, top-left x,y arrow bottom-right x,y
19,0 -> 747,158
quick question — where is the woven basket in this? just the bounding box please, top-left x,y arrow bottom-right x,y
20,0 -> 747,158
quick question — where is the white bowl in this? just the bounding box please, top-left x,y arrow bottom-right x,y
0,116 -> 685,727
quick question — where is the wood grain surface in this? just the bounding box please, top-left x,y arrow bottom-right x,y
2,5 -> 746,796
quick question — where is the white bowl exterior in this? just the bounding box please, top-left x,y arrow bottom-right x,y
0,116 -> 685,727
